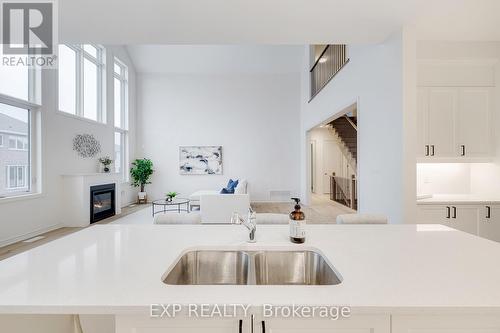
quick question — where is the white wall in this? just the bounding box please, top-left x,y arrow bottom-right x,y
0,46 -> 137,246
300,28 -> 417,224
137,73 -> 301,202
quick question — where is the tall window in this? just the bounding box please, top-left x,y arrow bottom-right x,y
58,44 -> 105,122
0,103 -> 32,197
113,58 -> 128,180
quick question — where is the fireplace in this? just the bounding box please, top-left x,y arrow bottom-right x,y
90,183 -> 116,223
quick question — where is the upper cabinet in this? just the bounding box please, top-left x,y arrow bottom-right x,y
417,60 -> 495,162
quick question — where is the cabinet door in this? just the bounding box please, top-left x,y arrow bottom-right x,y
447,205 -> 479,235
116,316 -> 244,333
478,205 -> 500,242
456,88 -> 492,158
417,88 -> 429,157
416,205 -> 448,225
427,88 -> 457,157
393,314 -> 500,333
257,315 -> 389,333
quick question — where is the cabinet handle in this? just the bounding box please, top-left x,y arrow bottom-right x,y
446,206 -> 450,219
460,145 -> 466,156
430,145 -> 435,156
239,319 -> 243,333
425,145 -> 429,156
261,321 -> 266,333
452,206 -> 457,219
486,206 -> 491,219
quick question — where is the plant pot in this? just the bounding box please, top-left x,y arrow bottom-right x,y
104,166 -> 110,173
166,197 -> 173,202
138,191 -> 147,204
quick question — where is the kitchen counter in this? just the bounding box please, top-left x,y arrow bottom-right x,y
417,194 -> 500,204
1,224 -> 500,315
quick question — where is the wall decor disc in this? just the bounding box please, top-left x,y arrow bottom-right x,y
73,134 -> 101,158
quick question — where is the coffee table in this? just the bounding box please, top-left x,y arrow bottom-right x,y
152,198 -> 190,216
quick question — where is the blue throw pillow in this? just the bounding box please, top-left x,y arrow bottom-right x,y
220,179 -> 239,194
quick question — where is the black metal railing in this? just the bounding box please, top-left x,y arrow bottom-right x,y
330,173 -> 357,210
310,45 -> 349,101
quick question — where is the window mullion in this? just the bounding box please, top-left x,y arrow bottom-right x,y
76,48 -> 84,117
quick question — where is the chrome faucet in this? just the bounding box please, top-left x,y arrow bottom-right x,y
231,208 -> 257,243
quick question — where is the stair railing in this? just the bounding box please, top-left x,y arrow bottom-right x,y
330,173 -> 357,210
343,115 -> 357,131
309,45 -> 349,101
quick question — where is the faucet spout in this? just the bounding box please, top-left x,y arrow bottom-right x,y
231,208 -> 257,243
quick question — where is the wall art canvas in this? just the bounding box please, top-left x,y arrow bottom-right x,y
179,146 -> 223,175
73,134 -> 101,158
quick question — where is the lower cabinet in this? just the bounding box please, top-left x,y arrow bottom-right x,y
417,203 -> 500,242
115,315 -> 245,333
392,314 -> 500,333
116,314 -> 391,333
255,314 -> 390,333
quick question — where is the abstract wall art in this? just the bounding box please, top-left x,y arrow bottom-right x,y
73,134 -> 101,158
179,146 -> 223,175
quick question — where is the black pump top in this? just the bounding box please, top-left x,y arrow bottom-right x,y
291,197 -> 301,210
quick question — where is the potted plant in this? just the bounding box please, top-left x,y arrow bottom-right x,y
165,191 -> 178,202
130,158 -> 154,203
98,156 -> 113,173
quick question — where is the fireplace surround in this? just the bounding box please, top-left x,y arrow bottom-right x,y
90,183 -> 116,223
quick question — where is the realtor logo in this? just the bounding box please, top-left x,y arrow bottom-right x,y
1,1 -> 54,54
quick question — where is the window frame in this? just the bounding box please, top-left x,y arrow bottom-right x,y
5,165 -> 28,189
113,57 -> 129,182
0,95 -> 38,199
58,44 -> 106,123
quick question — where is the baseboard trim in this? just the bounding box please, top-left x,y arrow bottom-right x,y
0,223 -> 64,248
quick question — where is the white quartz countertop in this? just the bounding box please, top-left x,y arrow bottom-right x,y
417,194 -> 500,204
1,224 -> 500,314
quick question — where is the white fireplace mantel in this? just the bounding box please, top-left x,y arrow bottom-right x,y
61,173 -> 122,227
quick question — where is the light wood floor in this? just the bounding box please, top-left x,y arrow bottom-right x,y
0,203 -> 149,261
0,194 -> 354,261
252,193 -> 355,224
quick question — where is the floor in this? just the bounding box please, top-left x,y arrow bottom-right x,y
0,193 -> 355,261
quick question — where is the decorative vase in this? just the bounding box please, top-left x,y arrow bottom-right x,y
104,166 -> 110,173
166,196 -> 173,202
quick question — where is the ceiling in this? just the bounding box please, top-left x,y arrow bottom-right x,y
126,45 -> 304,74
58,0 -> 500,44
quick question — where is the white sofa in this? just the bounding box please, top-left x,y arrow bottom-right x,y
189,179 -> 248,211
200,194 -> 250,224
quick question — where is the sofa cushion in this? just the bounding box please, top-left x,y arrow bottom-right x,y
234,179 -> 247,194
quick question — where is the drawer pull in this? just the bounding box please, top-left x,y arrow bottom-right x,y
446,206 -> 450,219
452,206 -> 457,219
486,206 -> 491,219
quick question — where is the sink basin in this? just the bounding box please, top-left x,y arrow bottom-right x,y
162,250 -> 249,285
254,250 -> 341,285
162,249 -> 342,285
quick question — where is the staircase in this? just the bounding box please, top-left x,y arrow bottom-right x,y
328,115 -> 357,172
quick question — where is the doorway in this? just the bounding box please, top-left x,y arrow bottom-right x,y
307,103 -> 358,211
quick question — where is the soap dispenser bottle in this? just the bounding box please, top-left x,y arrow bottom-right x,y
289,197 -> 306,244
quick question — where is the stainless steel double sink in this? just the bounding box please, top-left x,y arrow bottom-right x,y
162,249 -> 342,285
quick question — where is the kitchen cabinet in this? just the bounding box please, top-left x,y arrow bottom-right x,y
392,314 -> 500,333
255,315 -> 389,333
478,205 -> 500,242
417,87 -> 493,161
116,315 -> 246,333
417,203 -> 500,240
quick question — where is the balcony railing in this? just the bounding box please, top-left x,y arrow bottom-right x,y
309,45 -> 349,101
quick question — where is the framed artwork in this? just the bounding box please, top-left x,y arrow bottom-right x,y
179,146 -> 223,175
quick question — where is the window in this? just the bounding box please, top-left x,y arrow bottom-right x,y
6,166 -> 28,189
0,45 -> 39,103
7,135 -> 27,150
0,135 -> 3,147
114,58 -> 129,181
0,103 -> 32,197
58,44 -> 105,122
